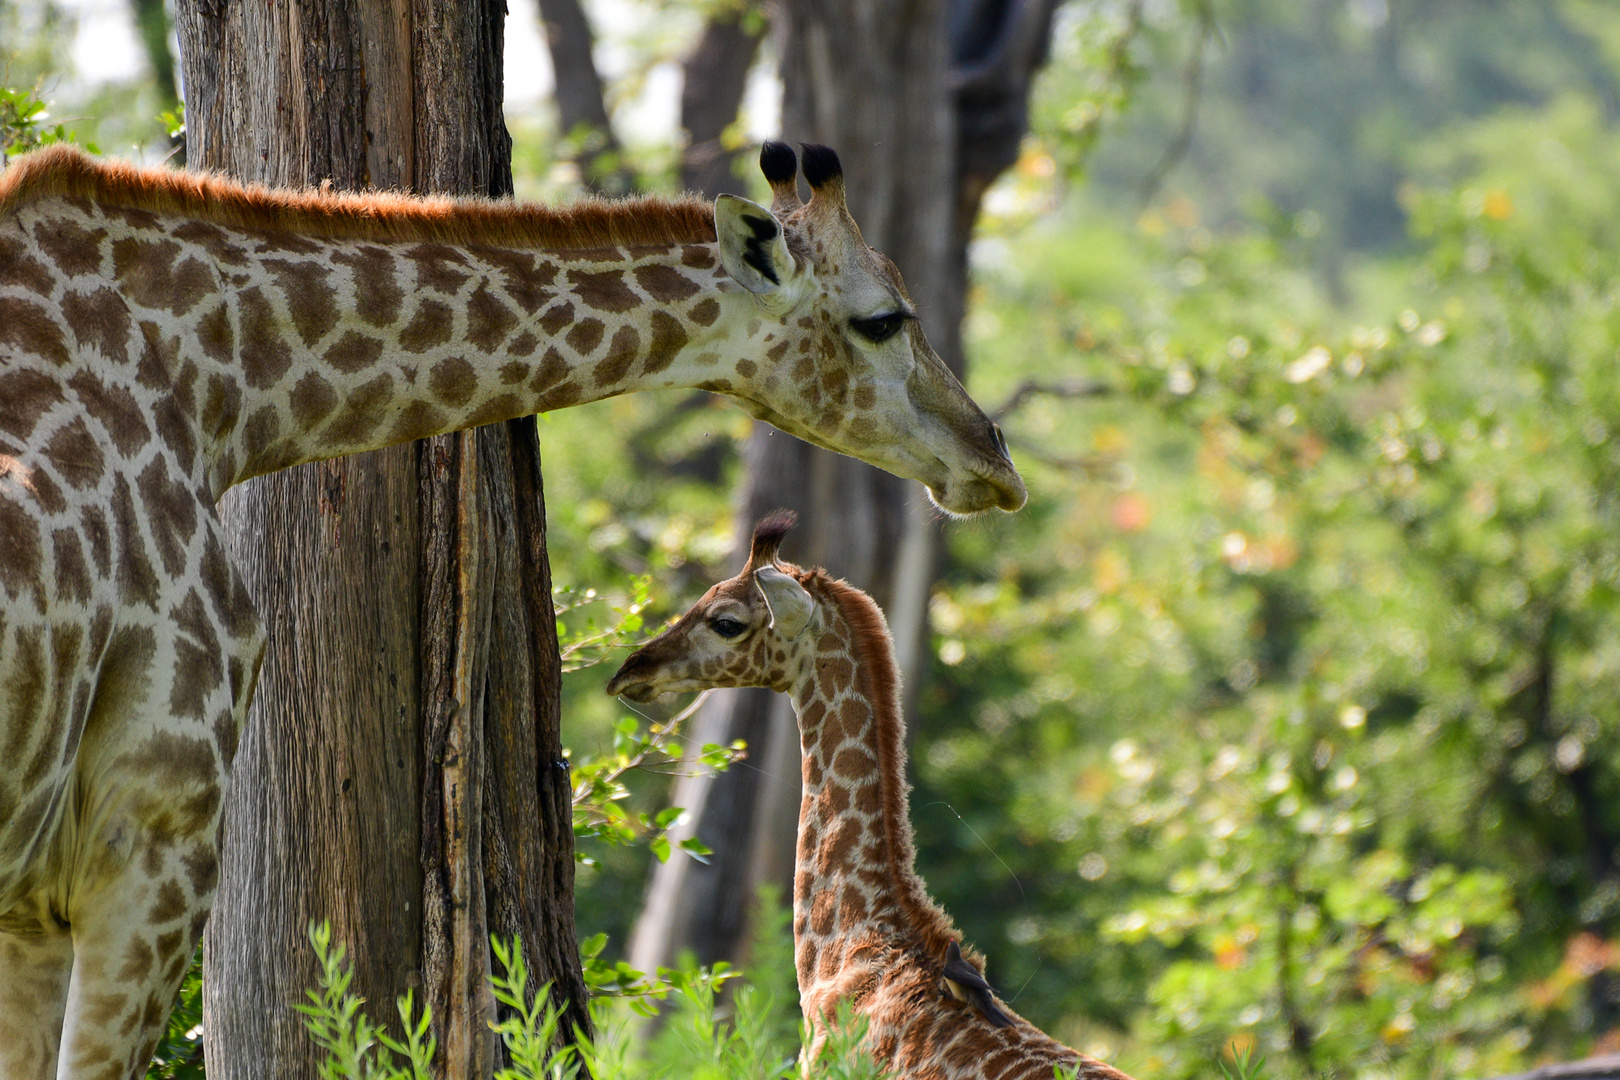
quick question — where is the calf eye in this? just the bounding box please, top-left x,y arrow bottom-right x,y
711,617 -> 748,638
850,312 -> 907,344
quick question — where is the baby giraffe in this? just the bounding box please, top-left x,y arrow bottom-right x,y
606,512 -> 1135,1080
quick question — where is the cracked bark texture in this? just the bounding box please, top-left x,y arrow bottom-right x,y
628,0 -> 1061,978
174,2 -> 587,1076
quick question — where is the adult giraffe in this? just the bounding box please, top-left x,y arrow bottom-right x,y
0,142 -> 1022,1079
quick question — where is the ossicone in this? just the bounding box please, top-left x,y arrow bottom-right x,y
748,509 -> 799,568
799,144 -> 843,189
760,141 -> 803,214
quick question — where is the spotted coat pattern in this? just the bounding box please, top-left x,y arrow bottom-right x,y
606,535 -> 1134,1080
0,146 -> 1023,1079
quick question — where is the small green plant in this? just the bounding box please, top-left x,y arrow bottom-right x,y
145,946 -> 205,1079
1,81 -> 98,160
1218,1044 -> 1267,1080
295,920 -> 890,1079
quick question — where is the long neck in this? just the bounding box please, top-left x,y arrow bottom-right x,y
789,580 -> 950,993
37,194 -> 751,497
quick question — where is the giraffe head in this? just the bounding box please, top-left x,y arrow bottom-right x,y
709,143 -> 1025,516
605,510 -> 823,701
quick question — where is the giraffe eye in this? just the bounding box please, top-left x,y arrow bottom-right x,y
849,311 -> 908,344
711,617 -> 748,639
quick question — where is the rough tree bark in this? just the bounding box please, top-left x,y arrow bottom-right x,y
628,0 -> 1059,976
173,2 -> 587,1076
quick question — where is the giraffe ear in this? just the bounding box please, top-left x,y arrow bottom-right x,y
754,566 -> 814,640
715,195 -> 796,296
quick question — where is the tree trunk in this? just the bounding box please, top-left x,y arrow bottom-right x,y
173,3 -> 588,1076
628,0 -> 1059,977
535,0 -> 635,194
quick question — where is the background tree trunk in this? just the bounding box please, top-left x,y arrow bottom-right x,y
628,0 -> 1058,977
173,2 -> 588,1076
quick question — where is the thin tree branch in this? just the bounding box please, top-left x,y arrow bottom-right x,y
1137,2 -> 1216,205
992,377 -> 1113,420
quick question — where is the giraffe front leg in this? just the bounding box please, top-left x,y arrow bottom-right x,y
56,836 -> 216,1080
0,919 -> 74,1080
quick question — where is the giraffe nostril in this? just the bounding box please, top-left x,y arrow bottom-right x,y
990,423 -> 1011,463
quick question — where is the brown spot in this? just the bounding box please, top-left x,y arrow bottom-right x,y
568,268 -> 639,313
506,331 -> 539,357
32,216 -> 107,276
116,937 -> 156,983
840,884 -> 868,923
60,288 -> 131,364
110,475 -> 161,609
481,249 -> 556,314
40,417 -> 104,490
149,881 -> 187,924
0,234 -> 55,294
831,745 -> 873,781
324,372 -> 394,446
136,458 -> 197,577
389,401 -> 449,444
498,361 -> 530,385
323,330 -> 385,373
82,505 -> 111,575
593,325 -> 640,386
538,301 -> 575,336
681,246 -> 717,270
169,634 -> 223,722
634,263 -> 701,303
0,369 -> 66,440
237,286 -> 293,390
429,357 -> 478,407
687,297 -> 720,327
196,302 -> 234,364
242,405 -> 281,465
289,371 -> 339,428
819,656 -> 854,686
111,237 -> 211,315
182,844 -> 219,895
332,245 -> 404,326
404,243 -> 471,293
529,348 -> 569,393
465,393 -> 523,428
0,625 -> 46,761
264,259 -> 338,345
467,283 -> 518,351
399,299 -> 453,353
735,359 -> 756,379
543,381 -> 582,408
810,887 -> 837,935
171,590 -> 221,658
171,220 -> 247,266
213,706 -> 240,768
0,297 -> 70,366
565,317 -> 604,356
0,504 -> 43,613
52,529 -> 92,603
151,393 -> 196,466
643,311 -> 687,376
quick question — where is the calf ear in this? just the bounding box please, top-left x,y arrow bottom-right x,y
755,566 -> 814,639
716,195 -> 795,295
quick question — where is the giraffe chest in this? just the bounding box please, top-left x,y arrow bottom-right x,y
0,430 -> 260,921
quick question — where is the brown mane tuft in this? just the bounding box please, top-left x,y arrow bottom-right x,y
0,144 -> 718,250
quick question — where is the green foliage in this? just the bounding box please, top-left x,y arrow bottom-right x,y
294,919 -> 885,1080
145,946 -> 205,1080
1,82 -> 98,159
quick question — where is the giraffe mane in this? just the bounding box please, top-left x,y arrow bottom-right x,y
804,569 -> 960,956
0,144 -> 719,251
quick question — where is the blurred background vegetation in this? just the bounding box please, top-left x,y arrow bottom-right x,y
10,1 -> 1620,1077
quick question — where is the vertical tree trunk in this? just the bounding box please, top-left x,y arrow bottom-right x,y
173,3 -> 587,1076
629,0 -> 1060,978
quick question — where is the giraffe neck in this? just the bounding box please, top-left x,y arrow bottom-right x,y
15,192 -> 754,499
788,577 -> 952,996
